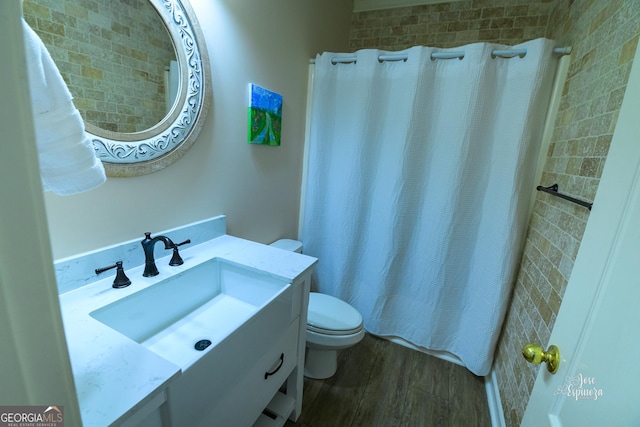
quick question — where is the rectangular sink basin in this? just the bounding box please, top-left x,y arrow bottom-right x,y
90,258 -> 291,369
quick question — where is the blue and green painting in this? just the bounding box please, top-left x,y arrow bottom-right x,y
248,84 -> 282,146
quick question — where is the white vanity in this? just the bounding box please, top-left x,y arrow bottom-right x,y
56,216 -> 316,426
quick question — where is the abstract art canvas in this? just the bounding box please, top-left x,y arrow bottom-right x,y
248,84 -> 282,146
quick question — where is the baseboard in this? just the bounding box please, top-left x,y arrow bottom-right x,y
485,368 -> 506,427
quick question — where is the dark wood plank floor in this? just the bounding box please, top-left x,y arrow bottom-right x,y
286,334 -> 491,427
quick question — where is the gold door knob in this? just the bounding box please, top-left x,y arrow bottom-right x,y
522,343 -> 560,374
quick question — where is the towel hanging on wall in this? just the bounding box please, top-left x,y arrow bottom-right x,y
22,18 -> 106,195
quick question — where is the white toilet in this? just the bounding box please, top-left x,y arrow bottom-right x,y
270,239 -> 365,379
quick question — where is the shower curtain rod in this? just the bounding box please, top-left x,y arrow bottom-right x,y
309,46 -> 572,64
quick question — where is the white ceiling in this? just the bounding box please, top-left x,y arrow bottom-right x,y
353,0 -> 466,12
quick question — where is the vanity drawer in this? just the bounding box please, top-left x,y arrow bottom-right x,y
165,284 -> 296,427
211,319 -> 300,426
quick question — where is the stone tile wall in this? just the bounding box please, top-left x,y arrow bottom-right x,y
23,0 -> 175,133
349,0 -> 554,51
350,1 -> 640,426
494,1 -> 640,425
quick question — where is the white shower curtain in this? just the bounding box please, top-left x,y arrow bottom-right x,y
301,39 -> 558,376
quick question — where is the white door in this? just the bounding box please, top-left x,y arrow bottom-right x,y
521,42 -> 640,426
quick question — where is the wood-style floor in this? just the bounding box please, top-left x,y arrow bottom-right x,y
285,334 -> 491,427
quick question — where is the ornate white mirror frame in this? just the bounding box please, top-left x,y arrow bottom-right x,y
90,0 -> 211,177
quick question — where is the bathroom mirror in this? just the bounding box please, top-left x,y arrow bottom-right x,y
23,0 -> 211,177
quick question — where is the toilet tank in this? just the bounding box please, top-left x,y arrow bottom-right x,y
270,239 -> 303,253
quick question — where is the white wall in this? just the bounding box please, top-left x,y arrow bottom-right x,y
44,0 -> 352,259
0,2 -> 82,422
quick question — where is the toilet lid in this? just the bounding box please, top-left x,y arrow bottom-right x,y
307,292 -> 363,335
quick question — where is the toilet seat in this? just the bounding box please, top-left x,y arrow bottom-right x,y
307,324 -> 363,335
307,292 -> 363,336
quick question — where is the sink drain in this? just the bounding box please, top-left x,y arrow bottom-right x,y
194,339 -> 212,351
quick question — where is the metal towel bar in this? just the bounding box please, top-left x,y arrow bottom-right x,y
536,184 -> 593,211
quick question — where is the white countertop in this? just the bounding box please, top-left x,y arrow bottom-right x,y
59,234 -> 317,426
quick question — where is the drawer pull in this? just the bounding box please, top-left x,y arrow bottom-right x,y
264,353 -> 284,379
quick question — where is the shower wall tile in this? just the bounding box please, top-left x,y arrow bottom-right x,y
349,0 -> 553,51
349,1 -> 640,426
494,0 -> 640,425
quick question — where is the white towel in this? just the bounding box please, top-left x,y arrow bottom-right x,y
22,18 -> 106,195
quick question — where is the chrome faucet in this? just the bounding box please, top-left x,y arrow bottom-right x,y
141,232 -> 191,277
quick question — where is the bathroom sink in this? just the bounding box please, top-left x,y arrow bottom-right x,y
90,258 -> 290,368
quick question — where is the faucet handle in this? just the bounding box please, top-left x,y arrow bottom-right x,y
169,239 -> 191,266
95,261 -> 132,289
174,239 -> 191,247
